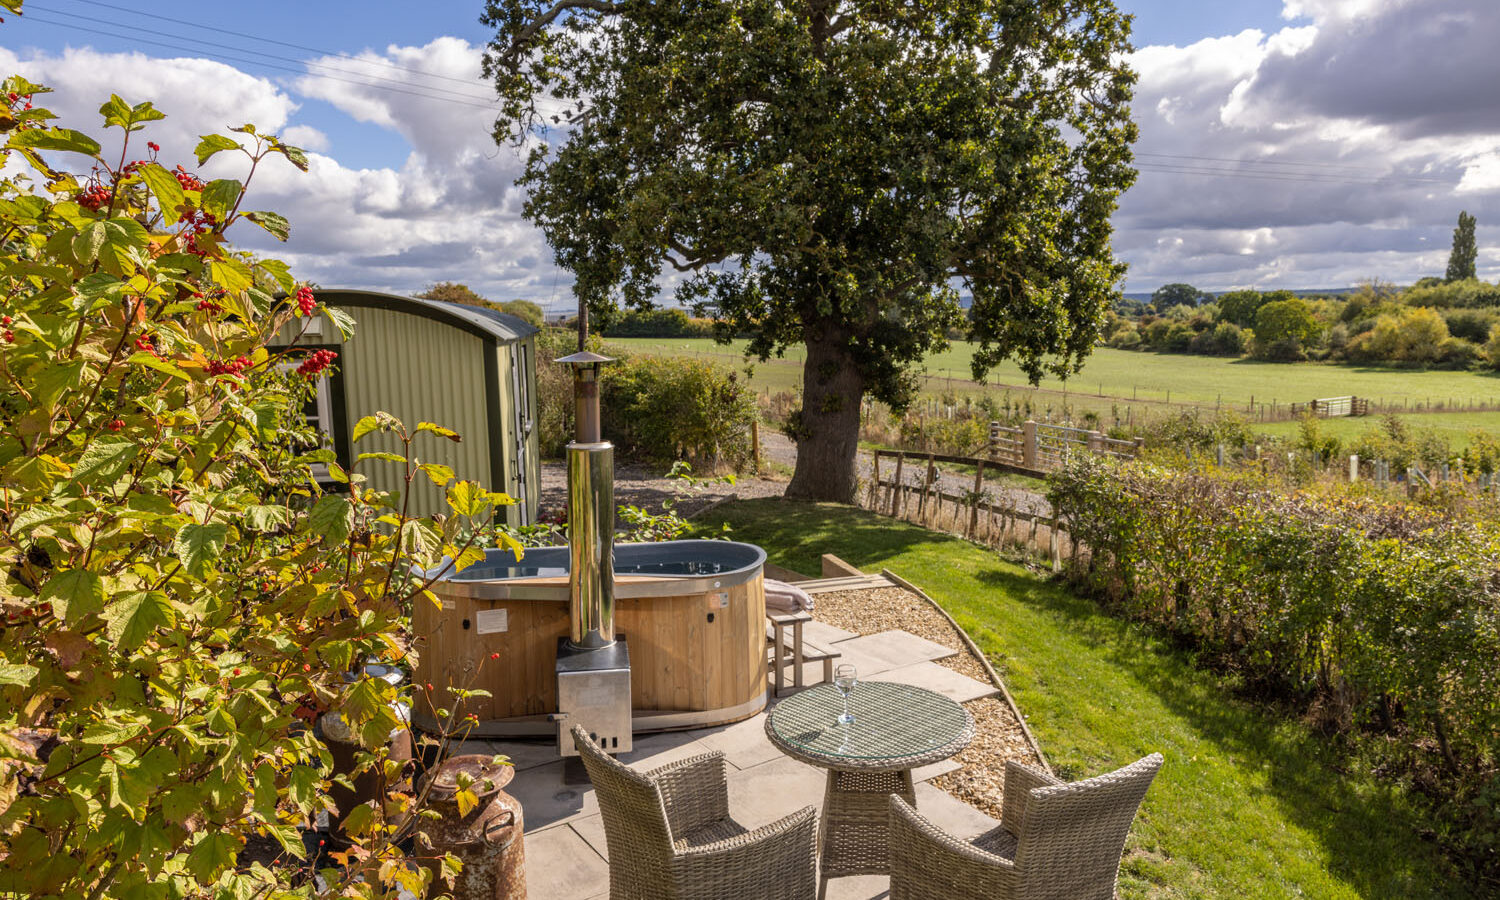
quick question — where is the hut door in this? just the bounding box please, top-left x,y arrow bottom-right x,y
511,344 -> 534,523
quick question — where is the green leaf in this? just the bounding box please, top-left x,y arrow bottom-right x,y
193,134 -> 241,166
173,522 -> 229,579
0,664 -> 39,686
324,304 -> 356,339
341,676 -> 395,725
351,415 -> 381,444
199,179 -> 242,220
207,255 -> 253,292
419,463 -> 455,487
242,210 -> 289,241
72,221 -> 107,263
72,439 -> 138,484
1,454 -> 72,491
416,422 -> 461,442
255,257 -> 295,292
138,163 -> 186,223
42,570 -> 104,624
446,481 -> 484,517
243,504 -> 292,532
9,127 -> 103,158
127,351 -> 191,381
356,451 -> 406,465
185,831 -> 241,885
98,95 -> 164,131
270,139 -> 309,172
106,591 -> 175,649
307,494 -> 353,546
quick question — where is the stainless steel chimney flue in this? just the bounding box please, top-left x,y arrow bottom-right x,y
555,349 -> 630,758
565,439 -> 614,648
556,350 -> 618,650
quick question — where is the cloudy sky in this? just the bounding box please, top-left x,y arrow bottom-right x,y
2,0 -> 1496,306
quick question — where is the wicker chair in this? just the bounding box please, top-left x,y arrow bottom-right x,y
571,724 -> 819,900
888,754 -> 1163,900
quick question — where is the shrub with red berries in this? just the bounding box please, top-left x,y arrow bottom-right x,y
296,348 -> 337,378
295,285 -> 317,316
0,74 -> 518,898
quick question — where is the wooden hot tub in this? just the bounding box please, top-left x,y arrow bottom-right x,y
411,540 -> 767,736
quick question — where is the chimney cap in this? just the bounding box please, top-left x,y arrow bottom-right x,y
556,350 -> 616,366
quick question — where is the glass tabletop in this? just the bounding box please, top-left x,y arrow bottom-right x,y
767,681 -> 971,763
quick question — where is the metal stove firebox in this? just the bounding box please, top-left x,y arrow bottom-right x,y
554,346 -> 632,757
556,638 -> 630,756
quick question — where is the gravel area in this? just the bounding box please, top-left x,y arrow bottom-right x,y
809,583 -> 1045,820
538,459 -> 789,520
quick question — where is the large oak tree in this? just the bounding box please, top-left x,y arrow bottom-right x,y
483,0 -> 1137,501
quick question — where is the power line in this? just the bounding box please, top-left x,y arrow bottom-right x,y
51,0 -> 494,91
26,7 -> 506,109
1137,151 -> 1449,184
22,5 -> 579,119
16,11 -> 587,120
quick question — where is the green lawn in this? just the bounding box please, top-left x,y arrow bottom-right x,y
607,337 -> 1500,422
693,499 -> 1469,899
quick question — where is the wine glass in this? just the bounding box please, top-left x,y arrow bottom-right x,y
834,664 -> 858,725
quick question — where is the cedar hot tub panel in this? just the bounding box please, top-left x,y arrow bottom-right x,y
413,541 -> 768,730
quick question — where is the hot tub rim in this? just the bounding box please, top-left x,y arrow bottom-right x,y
426,539 -> 767,602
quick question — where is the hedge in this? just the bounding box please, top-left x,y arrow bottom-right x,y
1049,457 -> 1500,876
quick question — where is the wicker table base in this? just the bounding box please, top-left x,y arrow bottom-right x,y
818,768 -> 916,897
763,682 -> 974,900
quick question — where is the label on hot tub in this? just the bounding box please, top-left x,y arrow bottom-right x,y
475,608 -> 509,634
711,592 -> 728,608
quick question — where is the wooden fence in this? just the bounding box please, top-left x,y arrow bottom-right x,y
866,449 -> 1074,567
987,420 -> 1141,472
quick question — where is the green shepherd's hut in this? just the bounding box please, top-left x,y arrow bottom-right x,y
275,289 -> 540,526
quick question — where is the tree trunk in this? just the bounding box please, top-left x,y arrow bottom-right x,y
786,329 -> 865,503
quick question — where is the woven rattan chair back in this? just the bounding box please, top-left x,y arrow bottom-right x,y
572,725 -> 678,886
1012,753 -> 1163,900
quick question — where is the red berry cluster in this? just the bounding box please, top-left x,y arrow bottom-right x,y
206,355 -> 252,377
296,349 -> 336,378
133,334 -> 157,356
2,315 -> 12,344
174,165 -> 204,192
5,91 -> 32,112
106,418 -> 125,432
76,184 -> 111,211
147,141 -> 160,154
294,286 -> 316,316
193,290 -> 223,313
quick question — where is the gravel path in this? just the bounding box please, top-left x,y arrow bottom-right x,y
812,585 -> 1046,821
538,429 -> 1052,521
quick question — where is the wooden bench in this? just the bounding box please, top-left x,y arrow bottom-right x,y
766,610 -> 841,697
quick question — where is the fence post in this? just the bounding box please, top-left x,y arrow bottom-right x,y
751,419 -> 761,473
870,451 -> 881,508
969,460 -> 985,539
1349,454 -> 1358,482
1022,420 -> 1038,470
890,453 -> 905,516
1086,430 -> 1104,454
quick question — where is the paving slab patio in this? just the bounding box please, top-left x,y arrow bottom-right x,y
483,622 -> 1012,900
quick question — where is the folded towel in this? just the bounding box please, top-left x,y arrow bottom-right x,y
764,578 -> 814,613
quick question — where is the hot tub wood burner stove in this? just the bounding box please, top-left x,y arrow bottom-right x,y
412,348 -> 768,747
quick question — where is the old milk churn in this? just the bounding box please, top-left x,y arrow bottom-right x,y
420,754 -> 526,899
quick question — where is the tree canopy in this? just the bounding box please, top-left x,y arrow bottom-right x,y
1446,210 -> 1478,283
482,0 -> 1137,500
1151,282 -> 1209,311
416,281 -> 545,327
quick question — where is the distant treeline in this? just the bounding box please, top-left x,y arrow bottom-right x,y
581,306 -> 719,338
1106,278 -> 1500,369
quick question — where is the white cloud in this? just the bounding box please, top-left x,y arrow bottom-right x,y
1121,0 -> 1500,289
0,40 -> 566,305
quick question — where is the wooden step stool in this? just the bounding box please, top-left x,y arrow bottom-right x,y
766,610 -> 842,697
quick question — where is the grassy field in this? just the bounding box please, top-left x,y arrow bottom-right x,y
693,499 -> 1470,899
606,337 -> 1500,431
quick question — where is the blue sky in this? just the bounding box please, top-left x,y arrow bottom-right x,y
4,0 -> 1498,302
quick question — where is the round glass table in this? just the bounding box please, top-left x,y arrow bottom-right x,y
765,681 -> 974,897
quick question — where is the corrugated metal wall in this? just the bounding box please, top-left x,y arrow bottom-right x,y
339,306 -> 495,521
